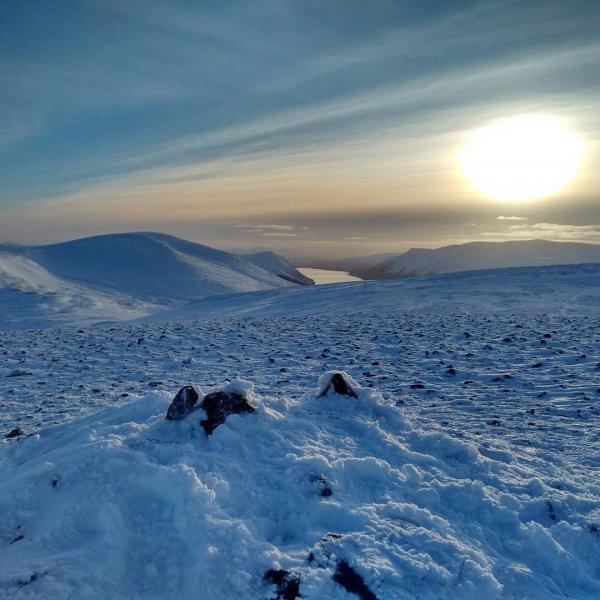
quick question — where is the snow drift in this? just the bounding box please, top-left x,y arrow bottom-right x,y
1,373 -> 599,599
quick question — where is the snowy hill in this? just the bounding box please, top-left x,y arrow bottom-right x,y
0,233 -> 299,329
243,251 -> 314,286
143,263 -> 600,323
353,240 -> 600,280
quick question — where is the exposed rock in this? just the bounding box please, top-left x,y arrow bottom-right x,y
309,473 -> 332,497
264,569 -> 301,600
319,372 -> 357,398
308,535 -> 377,600
200,391 -> 255,435
6,370 -> 32,378
165,386 -> 199,421
333,560 -> 377,600
6,428 -> 22,439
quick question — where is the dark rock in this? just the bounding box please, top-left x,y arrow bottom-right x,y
148,381 -> 163,387
17,573 -> 38,587
333,561 -> 377,600
6,428 -> 22,439
10,534 -> 24,544
320,373 -> 357,398
410,382 -> 425,389
264,569 -> 301,600
200,391 -> 255,435
6,370 -> 32,378
309,474 -> 332,497
165,386 -> 199,421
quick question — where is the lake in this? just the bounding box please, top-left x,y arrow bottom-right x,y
297,268 -> 363,285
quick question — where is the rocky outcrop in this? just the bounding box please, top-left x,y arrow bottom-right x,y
200,391 -> 255,435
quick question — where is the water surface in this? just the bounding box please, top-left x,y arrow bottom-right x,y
297,268 -> 363,285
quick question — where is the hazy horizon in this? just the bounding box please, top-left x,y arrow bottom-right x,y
1,1 -> 599,255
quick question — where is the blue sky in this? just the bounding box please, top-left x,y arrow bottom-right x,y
1,0 -> 599,256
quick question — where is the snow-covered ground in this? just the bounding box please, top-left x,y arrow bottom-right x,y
1,264 -> 600,598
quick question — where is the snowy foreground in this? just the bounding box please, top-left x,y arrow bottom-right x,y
1,304 -> 600,599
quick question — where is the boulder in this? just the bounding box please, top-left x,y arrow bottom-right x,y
165,386 -> 199,421
319,372 -> 357,398
200,391 -> 255,435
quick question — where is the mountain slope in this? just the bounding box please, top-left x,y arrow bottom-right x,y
142,263 -> 600,324
243,251 -> 314,285
353,240 -> 600,279
0,232 -> 298,329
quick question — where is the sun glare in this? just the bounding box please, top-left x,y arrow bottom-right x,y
459,114 -> 584,201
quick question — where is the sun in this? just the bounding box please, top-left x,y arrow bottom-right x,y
459,114 -> 584,202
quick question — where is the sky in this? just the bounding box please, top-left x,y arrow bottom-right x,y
1,0 -> 599,259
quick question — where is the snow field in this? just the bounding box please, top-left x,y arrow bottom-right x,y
1,369 -> 600,599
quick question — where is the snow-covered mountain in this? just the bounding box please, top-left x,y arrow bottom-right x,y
352,240 -> 600,279
243,251 -> 314,286
0,232 -> 303,329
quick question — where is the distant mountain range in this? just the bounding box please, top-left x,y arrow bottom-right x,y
0,232 -> 312,329
312,240 -> 600,280
2,234 -> 599,330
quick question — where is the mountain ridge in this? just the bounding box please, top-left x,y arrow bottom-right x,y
349,239 -> 600,279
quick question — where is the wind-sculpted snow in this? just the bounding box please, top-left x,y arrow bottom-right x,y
1,310 -> 600,598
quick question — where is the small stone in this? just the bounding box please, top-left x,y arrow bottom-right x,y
6,370 -> 32,378
264,569 -> 301,600
6,428 -> 22,439
333,560 -> 377,600
309,474 -> 333,497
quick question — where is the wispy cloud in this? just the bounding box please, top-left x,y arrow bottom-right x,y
261,232 -> 299,238
497,216 -> 528,221
485,222 -> 600,242
248,224 -> 295,231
